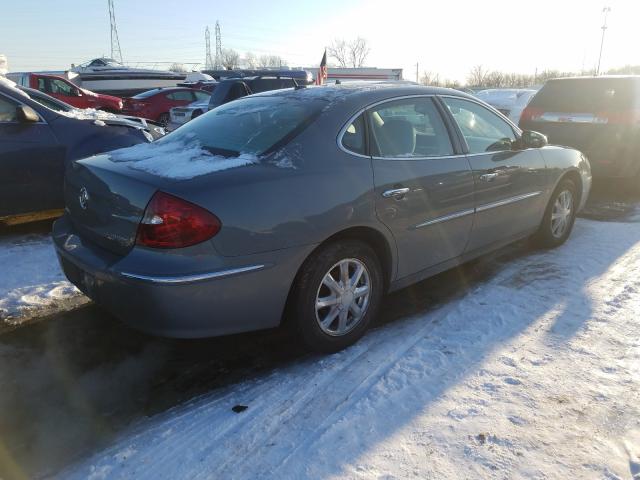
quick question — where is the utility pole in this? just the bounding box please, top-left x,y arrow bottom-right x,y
107,0 -> 123,63
214,21 -> 223,69
596,6 -> 611,76
205,26 -> 214,70
416,62 -> 419,83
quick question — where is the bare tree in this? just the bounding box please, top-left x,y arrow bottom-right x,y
169,63 -> 188,73
419,71 -> 441,87
328,37 -> 370,68
244,52 -> 257,69
257,54 -> 286,68
349,37 -> 370,68
327,39 -> 349,67
220,48 -> 240,70
467,65 -> 488,87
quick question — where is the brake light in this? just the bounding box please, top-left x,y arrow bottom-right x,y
136,191 -> 221,248
520,106 -> 543,124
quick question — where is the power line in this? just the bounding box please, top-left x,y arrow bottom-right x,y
107,0 -> 123,63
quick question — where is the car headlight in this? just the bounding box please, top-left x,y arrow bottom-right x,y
142,130 -> 154,142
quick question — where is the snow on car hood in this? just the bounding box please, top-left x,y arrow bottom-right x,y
58,108 -> 119,121
108,135 -> 257,180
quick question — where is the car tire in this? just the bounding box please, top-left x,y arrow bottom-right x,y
533,178 -> 578,248
158,113 -> 170,127
288,240 -> 383,353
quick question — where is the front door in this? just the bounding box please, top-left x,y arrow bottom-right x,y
0,95 -> 64,218
368,96 -> 475,279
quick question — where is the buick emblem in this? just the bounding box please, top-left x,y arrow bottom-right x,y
79,187 -> 90,210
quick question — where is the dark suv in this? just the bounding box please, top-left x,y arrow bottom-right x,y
520,76 -> 640,178
168,76 -> 300,130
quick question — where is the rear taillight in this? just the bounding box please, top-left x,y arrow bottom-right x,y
136,191 -> 221,249
520,106 -> 543,124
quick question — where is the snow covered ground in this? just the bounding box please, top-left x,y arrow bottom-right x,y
59,217 -> 640,480
0,233 -> 86,328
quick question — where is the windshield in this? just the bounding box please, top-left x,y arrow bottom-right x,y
163,95 -> 326,156
132,89 -> 163,99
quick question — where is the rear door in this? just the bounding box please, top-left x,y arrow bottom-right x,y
366,96 -> 475,279
440,96 -> 547,252
0,94 -> 65,218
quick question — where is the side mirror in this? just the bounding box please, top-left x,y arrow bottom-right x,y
16,105 -> 40,123
518,130 -> 547,149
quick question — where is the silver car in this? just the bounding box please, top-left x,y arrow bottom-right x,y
53,83 -> 591,352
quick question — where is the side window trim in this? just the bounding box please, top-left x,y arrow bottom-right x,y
437,94 -> 521,155
337,110 -> 370,158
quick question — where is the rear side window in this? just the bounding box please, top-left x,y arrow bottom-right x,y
0,96 -> 18,122
37,78 -> 47,92
368,97 -> 453,158
442,97 -> 516,153
341,114 -> 367,155
530,78 -> 636,112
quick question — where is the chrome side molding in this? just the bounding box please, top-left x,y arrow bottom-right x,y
414,191 -> 543,229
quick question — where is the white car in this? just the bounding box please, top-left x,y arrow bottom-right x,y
475,88 -> 538,124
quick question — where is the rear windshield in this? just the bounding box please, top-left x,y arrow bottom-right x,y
530,78 -> 637,112
162,95 -> 326,156
131,89 -> 162,99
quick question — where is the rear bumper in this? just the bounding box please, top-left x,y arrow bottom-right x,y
53,215 -> 314,338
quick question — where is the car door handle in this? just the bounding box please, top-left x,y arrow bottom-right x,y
382,187 -> 410,199
480,173 -> 499,182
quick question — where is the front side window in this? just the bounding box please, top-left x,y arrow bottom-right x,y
165,96 -> 326,156
50,79 -> 74,96
368,97 -> 453,158
0,96 -> 18,122
442,97 -> 516,153
341,113 -> 366,155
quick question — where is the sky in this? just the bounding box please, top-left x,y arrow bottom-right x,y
1,0 -> 639,83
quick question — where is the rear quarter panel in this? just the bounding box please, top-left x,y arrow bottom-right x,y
538,145 -> 591,206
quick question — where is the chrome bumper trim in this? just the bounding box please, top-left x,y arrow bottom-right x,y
119,264 -> 266,284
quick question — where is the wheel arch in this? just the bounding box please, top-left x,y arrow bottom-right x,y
280,225 -> 396,326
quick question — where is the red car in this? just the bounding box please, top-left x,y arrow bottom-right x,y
7,73 -> 123,112
122,87 -> 211,126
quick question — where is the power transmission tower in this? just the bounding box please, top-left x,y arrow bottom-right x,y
205,26 -> 214,69
107,0 -> 123,63
214,21 -> 222,69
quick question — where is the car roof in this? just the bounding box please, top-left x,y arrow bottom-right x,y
251,81 -> 474,105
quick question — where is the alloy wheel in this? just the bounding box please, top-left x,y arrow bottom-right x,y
315,258 -> 371,336
551,190 -> 574,238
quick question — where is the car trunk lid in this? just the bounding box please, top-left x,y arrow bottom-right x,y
65,154 -> 159,255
